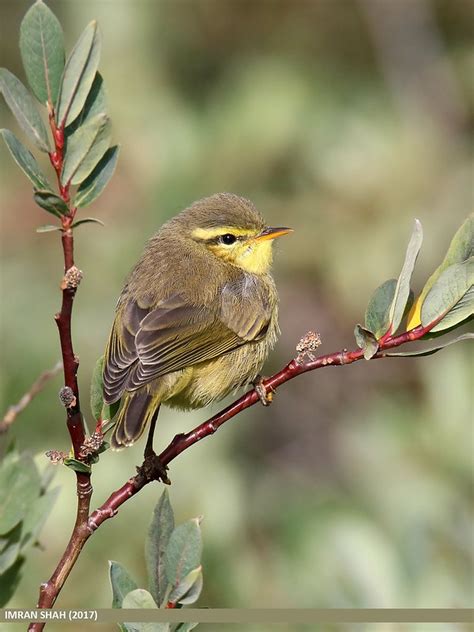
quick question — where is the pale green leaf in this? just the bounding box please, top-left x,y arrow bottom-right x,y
146,489 -> 175,607
0,455 -> 41,535
56,21 -> 101,126
0,69 -> 50,151
383,332 -> 473,357
0,525 -> 22,574
71,218 -> 105,229
36,224 -> 62,233
109,560 -> 138,608
408,214 -> 473,329
65,72 -> 107,136
165,518 -> 202,593
122,588 -> 157,608
75,145 -> 119,207
421,258 -> 474,332
168,566 -> 202,606
364,279 -> 397,339
420,214 -> 473,308
388,219 -> 423,334
63,458 -> 91,474
61,113 -> 110,185
354,324 -> 379,360
0,129 -> 52,190
19,0 -> 65,105
0,558 -> 24,607
34,190 -> 69,217
20,486 -> 60,552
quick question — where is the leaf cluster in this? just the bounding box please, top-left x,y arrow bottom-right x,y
355,215 -> 473,359
0,448 -> 58,606
0,0 -> 119,227
109,490 -> 202,632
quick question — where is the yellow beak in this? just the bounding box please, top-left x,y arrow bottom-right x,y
255,226 -> 293,242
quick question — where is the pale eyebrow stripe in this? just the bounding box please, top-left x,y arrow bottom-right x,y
191,226 -> 254,241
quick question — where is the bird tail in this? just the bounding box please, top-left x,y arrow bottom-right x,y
111,388 -> 160,449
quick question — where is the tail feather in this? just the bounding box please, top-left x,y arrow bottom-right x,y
111,389 -> 159,449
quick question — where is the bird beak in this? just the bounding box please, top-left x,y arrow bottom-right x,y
255,226 -> 293,242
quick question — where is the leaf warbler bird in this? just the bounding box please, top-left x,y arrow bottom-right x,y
103,193 -> 292,450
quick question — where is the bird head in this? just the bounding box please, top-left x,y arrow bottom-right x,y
173,193 -> 292,274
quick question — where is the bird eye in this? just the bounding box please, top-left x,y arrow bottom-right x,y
220,233 -> 237,245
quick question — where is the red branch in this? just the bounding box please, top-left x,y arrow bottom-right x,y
30,106 -> 91,631
30,302 -> 437,628
87,323 -> 430,531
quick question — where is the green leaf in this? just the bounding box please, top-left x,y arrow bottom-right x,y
0,454 -> 41,535
122,624 -> 169,632
71,217 -> 105,229
34,190 -> 69,217
56,20 -> 101,126
75,145 -> 119,208
146,489 -> 175,608
165,518 -> 202,594
19,0 -> 65,105
90,355 -> 105,420
20,486 -> 60,552
364,279 -> 397,339
65,72 -> 107,136
354,324 -> 379,360
421,214 -> 473,306
0,557 -> 24,607
122,590 -> 170,632
63,458 -> 91,474
36,224 -> 62,233
122,588 -> 157,608
1,129 -> 52,190
102,400 -> 120,423
168,566 -> 202,606
421,258 -> 474,332
383,332 -> 473,357
0,524 -> 22,574
407,214 -> 473,330
0,69 -> 50,152
388,219 -> 423,334
109,560 -> 138,608
61,113 -> 111,186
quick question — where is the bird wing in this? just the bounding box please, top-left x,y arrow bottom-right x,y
103,289 -> 271,402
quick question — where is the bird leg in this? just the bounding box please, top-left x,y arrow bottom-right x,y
136,408 -> 171,485
252,375 -> 275,406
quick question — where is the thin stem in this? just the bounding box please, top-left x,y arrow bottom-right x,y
29,107 -> 91,632
0,361 -> 62,432
87,323 -> 434,533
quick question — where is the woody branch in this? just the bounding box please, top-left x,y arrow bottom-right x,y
30,319 -> 439,626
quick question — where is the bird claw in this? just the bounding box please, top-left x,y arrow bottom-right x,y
137,451 -> 171,485
253,375 -> 274,406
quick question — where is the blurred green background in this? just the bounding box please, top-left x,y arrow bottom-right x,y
0,0 -> 472,630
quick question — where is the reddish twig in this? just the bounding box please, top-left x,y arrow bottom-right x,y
0,361 -> 62,433
29,107 -> 91,632
29,319 -> 438,628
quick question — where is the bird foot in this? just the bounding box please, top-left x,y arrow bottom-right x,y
253,375 -> 274,406
136,451 -> 171,485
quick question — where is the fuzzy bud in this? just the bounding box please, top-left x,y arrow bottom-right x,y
79,431 -> 104,458
61,266 -> 83,290
45,449 -> 67,464
59,386 -> 76,408
296,330 -> 322,364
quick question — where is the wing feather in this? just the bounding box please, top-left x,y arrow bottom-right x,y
103,283 -> 271,403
